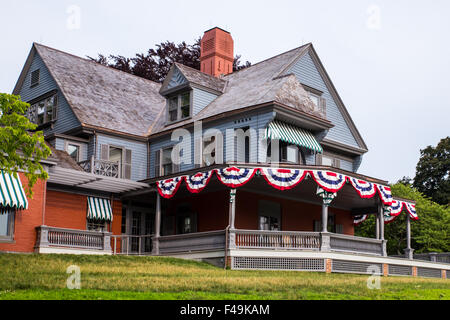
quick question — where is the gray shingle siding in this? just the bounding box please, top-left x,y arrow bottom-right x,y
96,134 -> 148,181
18,52 -> 80,136
149,111 -> 275,178
192,88 -> 218,116
287,52 -> 360,149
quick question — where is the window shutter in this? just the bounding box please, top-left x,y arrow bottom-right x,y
316,154 -> 323,166
154,150 -> 161,177
215,134 -> 224,165
124,149 -> 132,180
172,145 -> 180,174
52,95 -> 58,120
319,97 -> 327,116
100,144 -> 109,160
194,138 -> 203,168
334,158 -> 341,169
31,69 -> 40,87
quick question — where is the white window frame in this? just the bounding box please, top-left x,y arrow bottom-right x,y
0,207 -> 15,241
28,93 -> 58,126
166,91 -> 192,124
65,141 -> 84,163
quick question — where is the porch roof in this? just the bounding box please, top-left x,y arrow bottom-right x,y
47,167 -> 149,194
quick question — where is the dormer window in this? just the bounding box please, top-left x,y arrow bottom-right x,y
27,92 -> 58,126
167,91 -> 191,123
309,92 -> 320,108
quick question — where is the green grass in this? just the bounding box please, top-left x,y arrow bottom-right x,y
0,254 -> 448,300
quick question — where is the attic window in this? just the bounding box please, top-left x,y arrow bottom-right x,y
30,69 -> 40,87
167,91 -> 191,123
27,93 -> 58,126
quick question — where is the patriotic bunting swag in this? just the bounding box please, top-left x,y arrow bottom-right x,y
185,171 -> 213,193
215,167 -> 257,188
405,203 -> 419,221
310,171 -> 347,193
155,167 -> 417,222
353,215 -> 368,226
376,184 -> 393,206
384,214 -> 398,224
261,168 -> 307,190
157,177 -> 183,199
349,178 -> 376,198
389,200 -> 404,217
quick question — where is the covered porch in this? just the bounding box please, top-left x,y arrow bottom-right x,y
144,164 -> 398,261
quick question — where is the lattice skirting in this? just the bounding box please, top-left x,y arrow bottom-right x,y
417,267 -> 443,279
388,264 -> 413,277
332,260 -> 382,275
232,257 -> 325,271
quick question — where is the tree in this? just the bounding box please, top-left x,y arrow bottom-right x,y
413,137 -> 450,206
89,38 -> 251,83
0,93 -> 51,196
355,183 -> 450,255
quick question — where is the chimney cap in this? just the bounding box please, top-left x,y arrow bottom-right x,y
203,26 -> 231,34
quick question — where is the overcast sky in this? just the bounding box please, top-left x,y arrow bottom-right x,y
0,0 -> 449,184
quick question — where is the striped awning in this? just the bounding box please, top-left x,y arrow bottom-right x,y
0,171 -> 28,210
87,197 -> 113,222
265,120 -> 323,153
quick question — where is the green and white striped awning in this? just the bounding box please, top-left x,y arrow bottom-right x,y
0,171 -> 28,210
87,197 -> 113,222
265,120 -> 323,153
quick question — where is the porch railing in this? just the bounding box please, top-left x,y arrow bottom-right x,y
111,235 -> 154,256
35,226 -> 111,252
78,156 -> 120,178
328,233 -> 385,256
158,230 -> 226,254
231,229 -> 321,250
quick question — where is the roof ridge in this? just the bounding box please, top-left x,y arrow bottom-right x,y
33,42 -> 162,87
223,43 -> 311,78
174,62 -> 227,82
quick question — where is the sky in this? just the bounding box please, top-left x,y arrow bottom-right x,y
0,0 -> 449,184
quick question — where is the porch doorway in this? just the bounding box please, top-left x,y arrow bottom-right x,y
122,205 -> 154,254
258,200 -> 281,231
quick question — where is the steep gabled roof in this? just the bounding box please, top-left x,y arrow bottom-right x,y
151,44 -> 324,134
15,43 -> 166,137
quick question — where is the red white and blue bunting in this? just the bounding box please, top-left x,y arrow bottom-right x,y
215,167 -> 257,188
353,215 -> 368,226
376,184 -> 393,206
384,214 -> 398,225
155,167 -> 417,222
389,200 -> 404,217
185,171 -> 213,194
405,202 -> 419,221
310,170 -> 347,193
260,168 -> 307,190
349,178 -> 377,198
157,177 -> 183,199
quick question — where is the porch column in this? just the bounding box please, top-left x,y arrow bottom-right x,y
375,214 -> 380,239
152,193 -> 161,255
321,203 -> 328,233
405,213 -> 414,259
229,189 -> 237,230
378,204 -> 387,257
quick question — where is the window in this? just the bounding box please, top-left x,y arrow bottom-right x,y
161,147 -> 173,176
66,144 -> 81,162
317,154 -> 341,169
309,92 -> 320,108
121,207 -> 127,234
87,219 -> 107,232
321,156 -> 333,166
280,142 -> 300,163
258,200 -> 281,231
166,91 -> 191,123
235,127 -> 250,163
28,93 -> 58,126
31,69 -> 40,87
0,208 -> 14,239
176,205 -> 197,234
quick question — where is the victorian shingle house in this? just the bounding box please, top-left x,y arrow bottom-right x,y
0,27 -> 446,278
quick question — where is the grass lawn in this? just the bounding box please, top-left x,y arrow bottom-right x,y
0,253 -> 448,300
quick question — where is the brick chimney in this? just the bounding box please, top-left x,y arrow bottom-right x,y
200,27 -> 234,77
